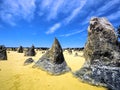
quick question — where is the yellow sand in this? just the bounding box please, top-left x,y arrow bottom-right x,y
0,51 -> 106,90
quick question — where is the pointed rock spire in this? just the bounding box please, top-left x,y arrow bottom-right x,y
33,38 -> 70,75
24,45 -> 36,56
17,46 -> 23,53
49,38 -> 64,64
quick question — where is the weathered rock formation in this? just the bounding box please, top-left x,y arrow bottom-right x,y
24,58 -> 34,65
74,52 -> 78,57
33,38 -> 70,75
0,45 -> 7,60
24,45 -> 36,56
74,17 -> 120,90
17,46 -> 23,53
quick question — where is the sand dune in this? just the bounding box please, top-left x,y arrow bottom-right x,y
0,51 -> 106,90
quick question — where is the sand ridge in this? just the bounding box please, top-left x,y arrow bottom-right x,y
0,51 -> 106,90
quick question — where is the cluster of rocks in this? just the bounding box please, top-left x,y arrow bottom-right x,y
7,47 -> 17,51
25,45 -> 36,56
63,48 -> 84,51
0,45 -> 7,60
74,17 -> 120,90
33,38 -> 70,75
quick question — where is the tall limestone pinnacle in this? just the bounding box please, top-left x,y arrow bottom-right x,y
17,46 -> 23,53
24,45 -> 36,56
84,17 -> 118,64
74,17 -> 120,90
33,38 -> 70,75
48,37 -> 64,64
0,45 -> 7,60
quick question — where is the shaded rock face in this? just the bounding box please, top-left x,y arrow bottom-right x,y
0,45 -> 7,60
25,45 -> 36,56
74,17 -> 120,90
33,38 -> 70,75
24,58 -> 34,65
17,46 -> 23,53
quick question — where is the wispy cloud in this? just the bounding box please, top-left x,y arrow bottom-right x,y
60,29 -> 85,37
46,23 -> 61,34
107,10 -> 120,21
0,0 -> 36,26
46,0 -> 64,20
64,0 -> 86,24
44,0 -> 87,34
39,0 -> 86,21
79,0 -> 120,26
96,0 -> 120,16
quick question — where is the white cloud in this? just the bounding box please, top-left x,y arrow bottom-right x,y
47,0 -> 64,20
64,0 -> 86,24
60,29 -> 85,37
96,0 -> 120,16
107,10 -> 120,21
39,0 -> 87,21
44,0 -> 87,34
46,23 -> 61,34
40,0 -> 53,9
78,0 -> 120,26
0,0 -> 36,25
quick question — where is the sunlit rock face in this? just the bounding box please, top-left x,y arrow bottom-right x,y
74,17 -> 120,90
84,17 -> 119,66
33,38 -> 70,75
0,45 -> 7,60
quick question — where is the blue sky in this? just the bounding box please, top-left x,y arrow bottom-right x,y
0,0 -> 120,48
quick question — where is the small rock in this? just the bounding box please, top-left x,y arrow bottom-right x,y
24,58 -> 34,65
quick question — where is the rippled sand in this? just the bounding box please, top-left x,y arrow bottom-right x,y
0,51 -> 106,90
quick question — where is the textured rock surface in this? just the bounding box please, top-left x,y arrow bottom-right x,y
0,45 -> 7,60
25,45 -> 36,56
17,46 -> 23,53
24,58 -> 34,65
33,38 -> 70,75
74,17 -> 120,90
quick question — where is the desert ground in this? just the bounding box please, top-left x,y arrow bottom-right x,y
0,50 -> 106,90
